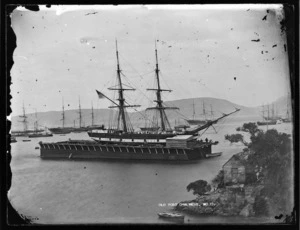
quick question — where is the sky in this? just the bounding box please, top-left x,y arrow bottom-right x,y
9,4 -> 291,116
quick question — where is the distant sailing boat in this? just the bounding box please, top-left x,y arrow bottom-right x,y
185,101 -> 213,126
257,104 -> 277,126
48,98 -> 74,134
72,98 -> 105,133
86,102 -> 105,131
72,97 -> 87,133
282,96 -> 292,123
11,103 -> 33,136
28,110 -> 53,138
40,40 -> 240,161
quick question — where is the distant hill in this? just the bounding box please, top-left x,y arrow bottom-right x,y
10,96 -> 291,131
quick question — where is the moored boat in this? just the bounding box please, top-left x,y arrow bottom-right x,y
11,136 -> 17,143
157,212 -> 184,219
28,132 -> 53,138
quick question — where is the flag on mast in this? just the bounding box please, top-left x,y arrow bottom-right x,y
96,90 -> 105,99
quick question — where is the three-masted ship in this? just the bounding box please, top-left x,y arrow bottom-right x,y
185,101 -> 213,126
48,98 -> 74,134
257,104 -> 278,126
39,41 -> 240,161
28,111 -> 53,138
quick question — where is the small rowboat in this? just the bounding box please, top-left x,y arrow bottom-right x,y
157,212 -> 184,219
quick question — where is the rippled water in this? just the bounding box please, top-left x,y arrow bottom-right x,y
8,117 -> 292,224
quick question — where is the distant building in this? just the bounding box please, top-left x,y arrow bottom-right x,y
222,151 -> 254,185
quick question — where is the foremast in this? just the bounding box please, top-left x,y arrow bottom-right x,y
146,41 -> 178,131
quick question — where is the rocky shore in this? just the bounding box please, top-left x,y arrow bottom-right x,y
175,184 -> 267,217
174,122 -> 294,222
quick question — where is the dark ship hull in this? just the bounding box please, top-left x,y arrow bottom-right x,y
49,127 -> 74,134
11,130 -> 43,137
39,140 -> 216,161
282,118 -> 291,123
49,125 -> 105,134
185,119 -> 208,126
257,120 -> 277,126
28,133 -> 53,138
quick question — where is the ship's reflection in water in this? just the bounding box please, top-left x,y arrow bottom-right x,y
9,119 -> 291,224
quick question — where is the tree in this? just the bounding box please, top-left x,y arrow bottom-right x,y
225,123 -> 293,214
187,180 -> 211,196
225,134 -> 248,146
211,170 -> 224,188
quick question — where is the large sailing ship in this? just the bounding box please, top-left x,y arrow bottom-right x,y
257,104 -> 278,126
11,103 -> 43,137
28,111 -> 53,138
282,96 -> 292,123
49,98 -> 105,134
48,99 -> 74,134
39,41 -> 240,161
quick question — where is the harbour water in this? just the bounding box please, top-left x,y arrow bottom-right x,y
8,116 -> 292,224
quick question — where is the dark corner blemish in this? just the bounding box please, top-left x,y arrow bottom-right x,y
6,4 -> 32,224
24,5 -> 40,12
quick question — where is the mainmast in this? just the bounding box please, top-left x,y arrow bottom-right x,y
107,40 -> 140,132
19,102 -> 28,132
146,40 -> 178,131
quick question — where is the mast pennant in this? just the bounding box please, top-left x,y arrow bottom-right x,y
96,90 -> 105,99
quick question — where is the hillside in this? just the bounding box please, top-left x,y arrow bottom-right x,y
10,96 -> 291,131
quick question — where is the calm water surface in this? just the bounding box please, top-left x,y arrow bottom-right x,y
8,116 -> 292,224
